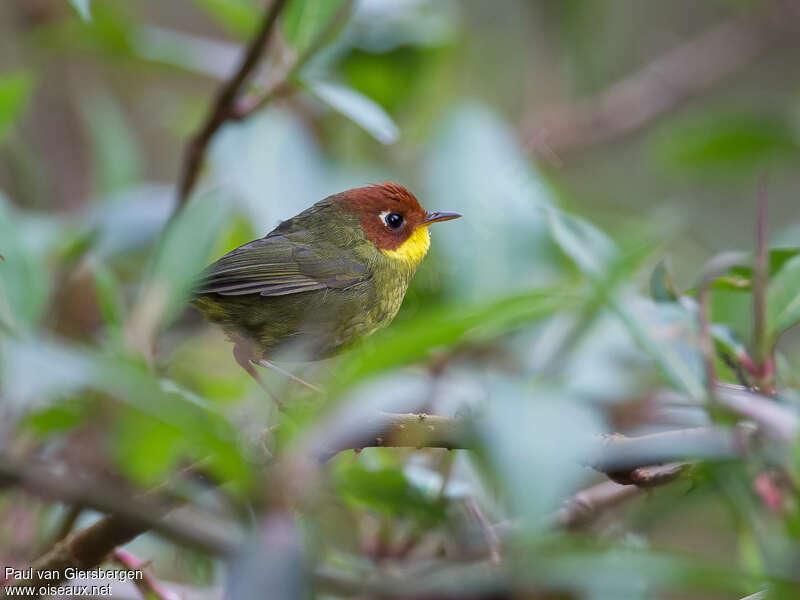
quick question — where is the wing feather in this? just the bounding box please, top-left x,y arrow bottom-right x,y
195,231 -> 368,297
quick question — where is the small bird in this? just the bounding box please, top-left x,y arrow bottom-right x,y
193,183 -> 460,393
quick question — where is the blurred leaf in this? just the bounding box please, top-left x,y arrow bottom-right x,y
0,198 -> 59,332
655,110 -> 798,174
424,104 -> 560,300
0,71 -> 34,142
2,333 -> 251,484
480,383 -> 602,524
348,0 -> 458,52
650,259 -> 679,302
90,258 -> 125,331
132,26 -> 238,78
712,324 -> 748,362
113,411 -> 188,484
615,294 -> 706,401
25,398 -> 91,436
68,0 -> 92,21
709,248 -> 800,292
332,285 -> 577,391
208,109 -> 330,232
227,516 -> 309,600
335,463 -> 445,524
546,207 -> 618,279
767,253 -> 800,340
191,0 -> 260,38
282,0 -> 345,54
305,79 -> 398,144
131,190 -> 228,337
85,184 -> 174,257
2,338 -> 98,412
81,91 -> 143,194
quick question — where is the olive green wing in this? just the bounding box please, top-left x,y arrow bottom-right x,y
195,231 -> 369,297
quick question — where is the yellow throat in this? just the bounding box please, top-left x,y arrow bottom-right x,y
380,226 -> 431,269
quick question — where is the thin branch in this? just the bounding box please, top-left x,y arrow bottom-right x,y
752,176 -> 774,393
0,458 -> 238,599
7,397 -> 793,598
113,549 -> 182,600
716,384 -> 799,442
35,505 -> 83,557
555,464 -> 684,530
232,0 -> 355,120
464,497 -> 502,566
523,5 -> 799,158
174,0 -> 289,212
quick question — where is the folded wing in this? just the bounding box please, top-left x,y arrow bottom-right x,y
195,231 -> 368,297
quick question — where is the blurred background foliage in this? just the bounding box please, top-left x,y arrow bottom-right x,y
2,0 -> 800,599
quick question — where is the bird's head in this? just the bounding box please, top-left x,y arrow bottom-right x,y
340,182 -> 461,268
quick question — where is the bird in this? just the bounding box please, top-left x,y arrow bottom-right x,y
193,183 -> 461,396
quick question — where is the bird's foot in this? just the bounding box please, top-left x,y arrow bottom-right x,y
255,359 -> 324,394
233,344 -> 284,408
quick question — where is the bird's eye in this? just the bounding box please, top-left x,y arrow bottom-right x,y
384,212 -> 404,229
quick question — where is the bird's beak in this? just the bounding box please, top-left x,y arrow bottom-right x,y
422,211 -> 462,226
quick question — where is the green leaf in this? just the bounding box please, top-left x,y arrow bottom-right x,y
90,258 -> 125,330
709,248 -> 800,292
305,80 -> 399,144
767,253 -> 800,340
136,191 -> 228,332
282,0 -> 346,54
0,72 -> 34,141
190,0 -> 261,38
334,463 -> 445,524
113,411 -> 188,484
25,398 -> 91,436
424,104 -> 559,300
0,198 -> 57,332
332,285 -> 578,391
712,324 -> 748,362
546,208 -> 618,279
81,92 -> 143,194
68,0 -> 92,21
650,259 -> 678,302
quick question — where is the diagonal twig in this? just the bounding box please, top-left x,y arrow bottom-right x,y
232,0 -> 355,120
174,0 -> 289,213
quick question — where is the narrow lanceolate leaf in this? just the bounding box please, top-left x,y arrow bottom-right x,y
332,285 -> 578,391
126,191 -> 228,352
650,259 -> 678,302
546,208 -> 618,279
766,253 -> 800,341
282,0 -> 346,54
68,0 -> 92,21
306,80 -> 399,144
0,72 -> 34,141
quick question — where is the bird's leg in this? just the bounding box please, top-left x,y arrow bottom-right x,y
232,343 -> 283,408
255,359 -> 324,394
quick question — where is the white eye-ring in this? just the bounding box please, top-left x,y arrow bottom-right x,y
380,211 -> 404,230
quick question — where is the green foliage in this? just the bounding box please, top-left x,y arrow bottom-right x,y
282,0 -> 346,54
305,79 -> 399,144
767,254 -> 800,341
0,72 -> 34,142
334,460 -> 446,525
4,2 -> 800,598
